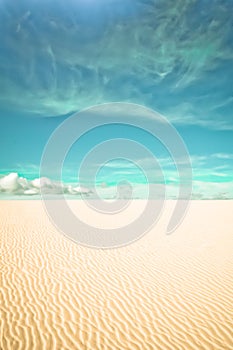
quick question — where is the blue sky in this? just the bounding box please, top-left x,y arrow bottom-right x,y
0,0 -> 233,198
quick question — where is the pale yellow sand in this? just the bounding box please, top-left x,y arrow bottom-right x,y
1,200 -> 233,350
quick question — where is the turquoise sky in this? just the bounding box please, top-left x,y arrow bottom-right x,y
0,0 -> 233,198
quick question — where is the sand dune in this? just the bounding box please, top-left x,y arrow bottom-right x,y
1,200 -> 233,349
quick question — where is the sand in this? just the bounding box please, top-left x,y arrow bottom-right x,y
1,200 -> 233,350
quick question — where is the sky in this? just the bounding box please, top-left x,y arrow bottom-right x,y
0,0 -> 233,198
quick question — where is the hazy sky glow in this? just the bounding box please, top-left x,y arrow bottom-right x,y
0,0 -> 233,198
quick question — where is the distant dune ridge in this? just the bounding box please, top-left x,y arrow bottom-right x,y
1,200 -> 233,349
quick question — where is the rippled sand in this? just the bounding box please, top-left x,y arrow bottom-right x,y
1,200 -> 233,350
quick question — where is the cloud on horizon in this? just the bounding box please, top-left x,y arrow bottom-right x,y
0,172 -> 92,196
0,172 -> 232,199
1,151 -> 232,197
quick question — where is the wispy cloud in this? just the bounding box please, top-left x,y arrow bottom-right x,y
213,153 -> 233,160
161,102 -> 233,130
87,153 -> 233,186
0,0 -> 232,131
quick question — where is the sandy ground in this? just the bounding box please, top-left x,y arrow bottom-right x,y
0,200 -> 233,350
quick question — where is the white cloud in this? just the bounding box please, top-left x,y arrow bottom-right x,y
0,173 -> 91,196
213,153 -> 233,160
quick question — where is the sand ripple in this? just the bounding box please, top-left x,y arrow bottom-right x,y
1,201 -> 233,349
